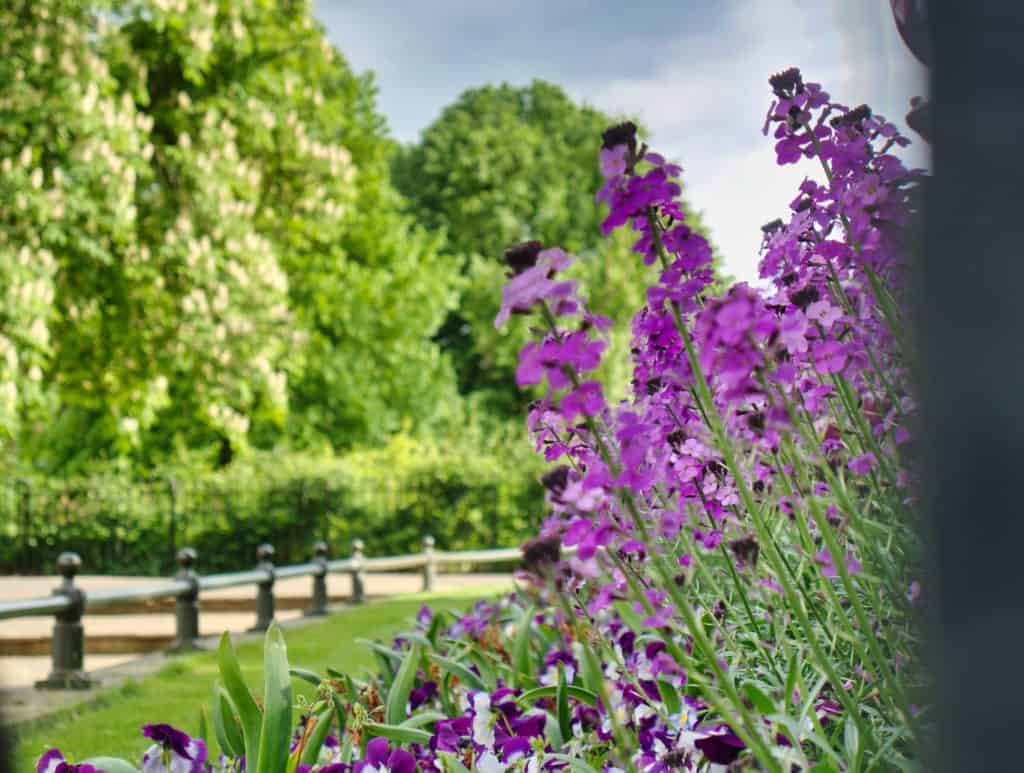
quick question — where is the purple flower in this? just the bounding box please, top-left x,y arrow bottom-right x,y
815,549 -> 863,579
141,723 -> 207,773
352,737 -> 415,773
494,248 -> 576,328
848,452 -> 878,475
37,750 -> 102,773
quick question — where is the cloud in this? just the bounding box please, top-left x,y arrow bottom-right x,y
314,0 -> 929,281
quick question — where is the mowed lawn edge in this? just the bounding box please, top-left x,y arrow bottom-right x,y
12,587 -> 505,770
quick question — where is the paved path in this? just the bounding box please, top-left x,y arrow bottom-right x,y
0,572 -> 511,690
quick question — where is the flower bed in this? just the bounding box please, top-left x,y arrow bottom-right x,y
38,67 -> 924,771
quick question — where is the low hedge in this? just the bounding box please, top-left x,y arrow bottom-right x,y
0,434 -> 544,575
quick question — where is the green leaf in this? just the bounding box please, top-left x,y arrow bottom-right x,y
363,721 -> 432,746
80,759 -> 138,773
844,717 -> 861,770
437,751 -> 472,773
546,754 -> 602,773
299,706 -> 336,767
743,682 -> 777,716
656,680 -> 681,716
401,711 -> 448,729
198,705 -> 209,747
386,644 -> 421,725
784,651 -> 800,714
256,624 -> 294,773
217,632 -> 262,766
556,663 -> 572,741
517,684 -> 598,708
427,652 -> 485,692
211,683 -> 245,758
511,606 -> 535,687
289,666 -> 323,686
577,642 -> 604,697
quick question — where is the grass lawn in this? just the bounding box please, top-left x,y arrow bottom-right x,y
12,587 -> 505,770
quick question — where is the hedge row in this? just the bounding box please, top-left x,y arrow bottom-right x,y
0,435 -> 544,575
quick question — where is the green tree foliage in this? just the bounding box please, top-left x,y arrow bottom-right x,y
0,0 -> 459,471
394,81 -> 714,414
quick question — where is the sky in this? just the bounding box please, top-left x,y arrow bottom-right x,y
314,0 -> 928,282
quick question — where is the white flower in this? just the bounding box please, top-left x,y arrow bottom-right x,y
471,692 -> 495,748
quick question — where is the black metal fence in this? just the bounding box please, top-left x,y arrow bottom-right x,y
0,537 -> 526,690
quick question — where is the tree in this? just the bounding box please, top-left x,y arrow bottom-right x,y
0,0 -> 460,471
394,81 -> 716,415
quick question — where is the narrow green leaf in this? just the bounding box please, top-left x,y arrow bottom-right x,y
289,667 -> 323,686
386,644 -> 421,725
217,631 -> 262,766
516,684 -> 599,707
427,652 -> 485,691
512,607 -> 535,688
546,754 -> 602,773
256,624 -> 294,773
363,721 -> 432,746
743,682 -> 777,716
197,705 -> 209,747
299,706 -> 336,767
656,680 -> 681,716
784,651 -> 800,714
211,683 -> 245,758
578,643 -> 604,697
556,663 -> 572,741
400,711 -> 448,729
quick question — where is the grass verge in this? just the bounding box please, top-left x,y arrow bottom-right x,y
12,587 -> 504,770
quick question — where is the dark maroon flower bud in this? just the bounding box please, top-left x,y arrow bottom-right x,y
666,429 -> 686,449
521,535 -> 562,574
780,271 -> 799,287
746,411 -> 766,433
830,104 -> 873,129
601,121 -> 638,153
788,284 -> 820,310
761,218 -> 784,236
645,377 -> 663,396
729,535 -> 760,567
503,240 -> 544,276
540,465 -> 570,498
769,67 -> 804,98
906,96 -> 931,143
713,599 -> 727,620
673,572 -> 688,587
704,460 -> 727,480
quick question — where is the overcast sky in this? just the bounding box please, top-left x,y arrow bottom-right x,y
314,0 -> 927,281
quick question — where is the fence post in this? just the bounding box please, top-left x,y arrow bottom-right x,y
250,543 -> 275,632
170,547 -> 200,652
350,538 -> 365,604
36,552 -> 91,689
422,535 -> 437,592
308,540 -> 329,617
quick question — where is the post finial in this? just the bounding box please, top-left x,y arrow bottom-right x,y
176,546 -> 198,569
257,543 -> 275,563
313,540 -> 329,559
56,552 -> 82,580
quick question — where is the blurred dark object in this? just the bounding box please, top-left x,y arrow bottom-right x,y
918,2 -> 1024,772
890,1 -> 932,142
890,0 -> 931,65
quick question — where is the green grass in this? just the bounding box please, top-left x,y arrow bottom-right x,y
13,587 -> 505,770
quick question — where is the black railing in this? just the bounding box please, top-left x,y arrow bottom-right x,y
0,537 -> 526,690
